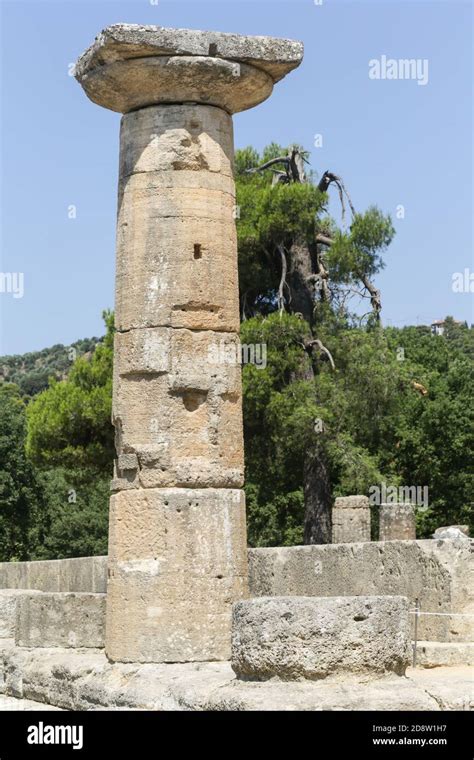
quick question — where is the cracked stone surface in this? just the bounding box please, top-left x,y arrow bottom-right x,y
75,26 -> 303,114
332,495 -> 371,543
75,24 -> 304,83
1,646 -> 470,711
231,596 -> 411,680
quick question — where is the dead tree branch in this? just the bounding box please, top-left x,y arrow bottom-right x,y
247,147 -> 308,184
276,243 -> 288,314
300,338 -> 336,371
318,171 -> 356,219
360,273 -> 382,320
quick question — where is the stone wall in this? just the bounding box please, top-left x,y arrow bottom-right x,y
1,538 -> 471,644
248,539 -> 474,642
0,557 -> 107,593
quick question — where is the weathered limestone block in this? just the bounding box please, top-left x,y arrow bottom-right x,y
248,539 -> 474,643
379,502 -> 416,540
106,488 -> 248,662
415,641 -> 474,668
433,525 -> 470,540
78,55 -> 273,115
232,596 -> 410,680
111,327 -> 244,490
74,24 -> 304,114
115,106 -> 239,333
332,495 -> 371,543
0,591 -> 42,638
119,104 -> 234,179
15,593 -> 105,648
0,563 -> 29,590
0,557 -> 108,593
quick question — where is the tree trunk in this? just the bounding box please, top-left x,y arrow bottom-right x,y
284,236 -> 333,543
303,443 -> 332,544
287,239 -> 316,325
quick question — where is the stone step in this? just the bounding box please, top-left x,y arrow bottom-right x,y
414,640 -> 474,668
0,695 -> 63,711
0,590 -> 43,639
7,591 -> 105,649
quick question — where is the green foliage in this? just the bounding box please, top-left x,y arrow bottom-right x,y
20,312 -> 115,559
0,384 -> 41,560
0,337 -> 101,397
326,207 -> 394,283
235,144 -> 328,314
26,311 -> 114,472
384,323 -> 474,534
235,145 -> 394,322
31,469 -> 109,560
241,315 -> 387,545
241,313 -> 474,545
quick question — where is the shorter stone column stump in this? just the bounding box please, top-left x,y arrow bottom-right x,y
231,596 -> 410,680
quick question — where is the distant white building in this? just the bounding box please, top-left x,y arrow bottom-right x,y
430,319 -> 463,336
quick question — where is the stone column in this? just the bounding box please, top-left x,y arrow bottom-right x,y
75,25 -> 303,663
332,496 -> 371,543
379,503 -> 416,541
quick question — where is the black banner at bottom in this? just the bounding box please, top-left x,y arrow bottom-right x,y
0,710 -> 471,758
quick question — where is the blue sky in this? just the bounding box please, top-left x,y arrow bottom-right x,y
0,0 -> 472,355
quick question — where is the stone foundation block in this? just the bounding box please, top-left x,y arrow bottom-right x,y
415,641 -> 474,668
248,540 -> 473,643
0,591 -> 42,639
332,495 -> 371,543
15,593 -> 105,648
379,503 -> 416,540
106,488 -> 248,662
231,595 -> 411,680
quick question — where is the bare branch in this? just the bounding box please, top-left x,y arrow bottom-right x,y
315,233 -> 334,247
360,273 -> 382,320
245,156 -> 290,174
247,148 -> 307,184
276,243 -> 288,314
317,171 -> 356,225
303,338 -> 336,371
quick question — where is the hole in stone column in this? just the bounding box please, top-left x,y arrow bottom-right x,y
181,390 -> 207,412
194,243 -> 202,259
208,43 -> 218,56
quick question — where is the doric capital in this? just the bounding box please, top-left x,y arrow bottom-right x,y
75,24 -> 303,114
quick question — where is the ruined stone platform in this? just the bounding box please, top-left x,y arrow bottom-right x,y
0,645 -> 471,711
